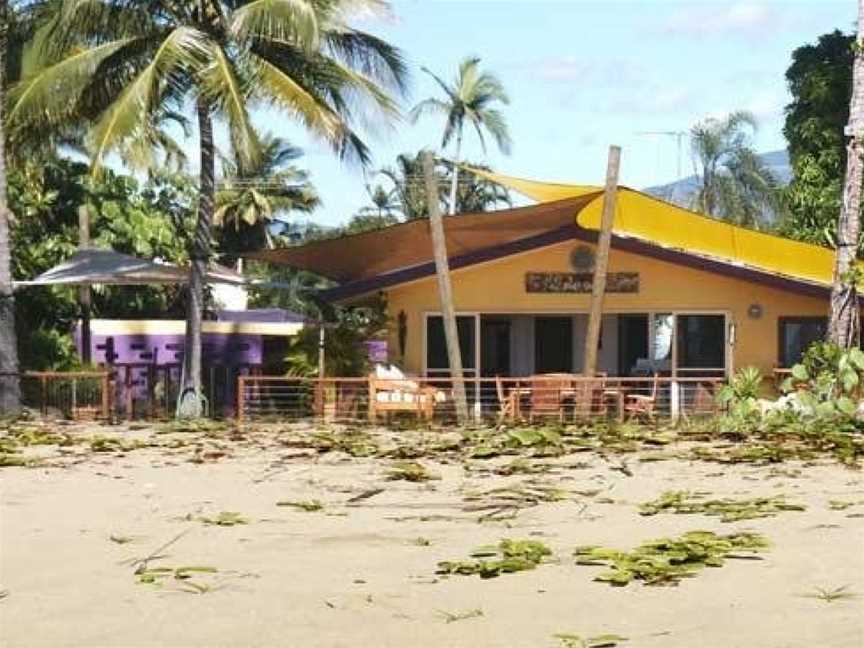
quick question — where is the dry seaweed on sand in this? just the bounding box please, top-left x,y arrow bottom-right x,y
136,565 -> 219,594
386,460 -> 439,482
801,585 -> 858,602
197,511 -> 250,526
638,491 -> 806,522
554,633 -> 628,648
277,499 -> 324,512
437,539 -> 553,579
574,530 -> 769,587
462,481 -> 569,521
436,608 -> 483,623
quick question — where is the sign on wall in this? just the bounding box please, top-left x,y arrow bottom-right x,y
525,272 -> 639,293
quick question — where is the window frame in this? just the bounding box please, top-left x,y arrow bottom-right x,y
777,316 -> 827,368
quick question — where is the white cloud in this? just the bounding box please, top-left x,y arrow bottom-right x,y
516,56 -> 647,87
658,2 -> 788,41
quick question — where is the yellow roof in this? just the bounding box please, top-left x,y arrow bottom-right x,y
472,170 -> 835,287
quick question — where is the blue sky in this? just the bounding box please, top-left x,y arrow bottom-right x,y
258,0 -> 855,227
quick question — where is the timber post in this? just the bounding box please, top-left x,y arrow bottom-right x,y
584,145 -> 621,375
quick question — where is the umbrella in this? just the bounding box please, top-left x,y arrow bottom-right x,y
13,248 -> 247,288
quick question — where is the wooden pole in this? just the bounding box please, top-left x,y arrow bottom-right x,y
78,204 -> 92,365
583,145 -> 621,376
422,151 -> 469,422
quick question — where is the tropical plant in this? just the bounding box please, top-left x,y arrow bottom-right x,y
359,182 -> 399,219
215,134 -> 319,255
378,152 -> 439,220
828,9 -> 864,349
717,366 -> 764,418
9,159 -> 193,370
9,0 -> 407,414
782,342 -> 864,417
690,111 -> 780,226
410,56 -> 511,214
780,30 -> 855,250
377,152 -> 510,220
0,0 -> 21,412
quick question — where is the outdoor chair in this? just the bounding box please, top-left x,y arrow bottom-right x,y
528,374 -> 573,422
367,364 -> 440,422
571,372 -> 609,420
495,376 -> 530,423
624,373 -> 660,420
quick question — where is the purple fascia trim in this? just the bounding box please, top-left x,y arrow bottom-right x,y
319,224 -> 838,304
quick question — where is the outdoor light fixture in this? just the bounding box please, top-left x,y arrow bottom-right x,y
570,245 -> 595,272
747,304 -> 763,319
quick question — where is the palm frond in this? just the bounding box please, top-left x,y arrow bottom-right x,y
231,0 -> 320,52
199,42 -> 260,169
88,26 -> 209,174
407,97 -> 449,124
7,37 -> 139,132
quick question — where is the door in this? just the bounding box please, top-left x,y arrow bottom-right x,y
675,314 -> 727,376
481,318 -> 512,377
534,317 -> 573,373
617,314 -> 649,376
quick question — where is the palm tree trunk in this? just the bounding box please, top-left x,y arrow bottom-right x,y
828,0 -> 864,348
448,125 -> 463,215
0,0 -> 21,414
181,98 -> 215,417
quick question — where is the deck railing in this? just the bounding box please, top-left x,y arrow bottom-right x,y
236,375 -> 724,425
19,371 -> 112,420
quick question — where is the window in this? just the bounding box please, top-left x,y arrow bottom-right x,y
676,314 -> 726,370
778,317 -> 827,368
426,316 -> 476,372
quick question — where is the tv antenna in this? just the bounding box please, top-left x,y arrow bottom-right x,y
636,130 -> 688,180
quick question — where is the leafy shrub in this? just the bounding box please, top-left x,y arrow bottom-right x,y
782,342 -> 864,417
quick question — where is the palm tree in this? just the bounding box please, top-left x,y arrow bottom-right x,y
0,0 -> 21,413
828,0 -> 864,348
360,183 -> 399,219
690,111 -> 780,227
410,56 -> 511,214
9,0 -> 407,414
215,134 -> 319,250
379,152 -> 439,220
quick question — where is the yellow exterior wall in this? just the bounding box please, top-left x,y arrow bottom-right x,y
381,239 -> 828,376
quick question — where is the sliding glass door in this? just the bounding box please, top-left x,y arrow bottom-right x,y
675,314 -> 727,377
425,315 -> 478,378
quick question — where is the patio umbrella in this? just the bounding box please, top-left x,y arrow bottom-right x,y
13,248 -> 248,288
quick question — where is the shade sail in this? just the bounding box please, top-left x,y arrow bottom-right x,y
245,195 -> 600,282
14,248 -> 247,288
471,169 -> 836,287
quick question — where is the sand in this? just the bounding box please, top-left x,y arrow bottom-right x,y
1,422 -> 863,648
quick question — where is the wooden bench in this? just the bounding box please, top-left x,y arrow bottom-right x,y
367,374 -> 438,422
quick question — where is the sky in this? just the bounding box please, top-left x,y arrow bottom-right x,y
250,0 -> 856,228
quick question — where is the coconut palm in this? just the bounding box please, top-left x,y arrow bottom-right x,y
690,111 -> 780,227
378,152 -> 439,220
409,56 -> 511,214
9,0 -> 407,414
215,134 -> 319,249
0,0 -> 22,412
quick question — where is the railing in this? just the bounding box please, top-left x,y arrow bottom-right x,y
20,371 -> 111,421
236,375 -> 724,425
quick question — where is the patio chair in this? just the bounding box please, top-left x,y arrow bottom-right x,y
528,374 -> 572,423
624,373 -> 660,420
571,372 -> 609,420
367,364 -> 439,422
494,376 -> 530,423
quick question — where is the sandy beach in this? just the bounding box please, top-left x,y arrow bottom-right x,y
1,422 -> 863,648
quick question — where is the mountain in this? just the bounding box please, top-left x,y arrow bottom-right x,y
644,149 -> 791,206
